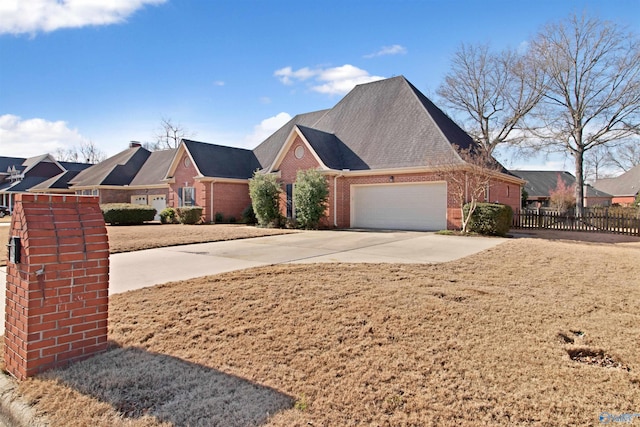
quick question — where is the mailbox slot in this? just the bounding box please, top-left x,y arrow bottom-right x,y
8,236 -> 21,264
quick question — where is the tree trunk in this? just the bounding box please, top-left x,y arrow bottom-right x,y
574,150 -> 585,216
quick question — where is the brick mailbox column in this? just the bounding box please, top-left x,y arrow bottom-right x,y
4,194 -> 109,380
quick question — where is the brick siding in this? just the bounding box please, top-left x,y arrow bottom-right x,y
4,194 -> 109,379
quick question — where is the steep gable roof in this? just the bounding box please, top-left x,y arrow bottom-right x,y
255,76 -> 476,172
296,125 -> 369,170
253,110 -> 330,170
594,164 -> 640,197
183,139 -> 261,179
70,146 -> 151,186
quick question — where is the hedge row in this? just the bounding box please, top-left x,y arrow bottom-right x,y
101,203 -> 156,225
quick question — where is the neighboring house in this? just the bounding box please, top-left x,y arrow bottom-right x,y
510,170 -> 612,209
164,139 -> 260,223
68,143 -> 176,220
593,164 -> 640,206
0,154 -> 92,212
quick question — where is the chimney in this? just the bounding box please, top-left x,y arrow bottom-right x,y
129,141 -> 142,148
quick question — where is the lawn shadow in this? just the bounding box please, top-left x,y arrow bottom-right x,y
44,344 -> 294,426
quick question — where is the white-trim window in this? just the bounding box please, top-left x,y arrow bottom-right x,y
179,187 -> 195,207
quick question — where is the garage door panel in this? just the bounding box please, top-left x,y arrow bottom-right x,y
351,183 -> 446,231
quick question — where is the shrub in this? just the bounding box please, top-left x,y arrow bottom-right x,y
101,203 -> 156,225
241,204 -> 257,224
176,206 -> 203,225
249,172 -> 282,227
293,169 -> 329,229
214,212 -> 224,223
159,207 -> 177,224
464,202 -> 513,236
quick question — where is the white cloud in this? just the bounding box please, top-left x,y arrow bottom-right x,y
274,64 -> 385,96
244,112 -> 292,147
213,80 -> 225,87
0,0 -> 166,35
364,44 -> 407,58
273,67 -> 316,85
0,114 -> 88,157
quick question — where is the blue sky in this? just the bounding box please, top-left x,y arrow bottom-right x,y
1,0 -> 638,171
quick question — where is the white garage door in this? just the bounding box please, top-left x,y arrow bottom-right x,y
351,182 -> 447,231
150,195 -> 166,221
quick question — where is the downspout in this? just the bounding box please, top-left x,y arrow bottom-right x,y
334,172 -> 343,227
210,181 -> 214,224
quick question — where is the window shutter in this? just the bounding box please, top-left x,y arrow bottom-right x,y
178,187 -> 183,207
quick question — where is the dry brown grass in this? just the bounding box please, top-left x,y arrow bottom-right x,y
11,237 -> 640,426
0,223 -> 293,266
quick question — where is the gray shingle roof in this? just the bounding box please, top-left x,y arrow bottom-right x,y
130,149 -> 177,186
70,146 -> 151,186
254,76 -> 476,171
0,156 -> 26,175
183,139 -> 261,179
296,125 -> 369,170
510,170 -> 612,198
59,161 -> 93,172
252,110 -> 330,170
593,164 -> 640,197
29,170 -> 84,191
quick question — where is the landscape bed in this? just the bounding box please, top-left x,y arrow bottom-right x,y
4,236 -> 639,426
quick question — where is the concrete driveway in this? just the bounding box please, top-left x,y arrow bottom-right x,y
1,230 -> 505,334
109,230 -> 504,292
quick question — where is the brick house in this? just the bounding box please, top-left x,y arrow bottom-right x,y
593,164 -> 640,206
249,76 -> 524,230
68,143 -> 176,220
511,170 -> 613,209
163,139 -> 260,222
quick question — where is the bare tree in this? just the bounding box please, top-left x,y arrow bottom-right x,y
78,140 -> 106,163
155,117 -> 193,149
54,146 -> 78,162
437,43 -> 545,155
584,144 -> 613,182
54,140 -> 106,163
433,146 -> 503,233
525,13 -> 640,214
605,140 -> 640,173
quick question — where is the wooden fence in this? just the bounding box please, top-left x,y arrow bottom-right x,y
512,209 -> 640,237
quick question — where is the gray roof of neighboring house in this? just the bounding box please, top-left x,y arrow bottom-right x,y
510,170 -> 612,198
0,156 -> 26,175
130,149 -> 177,186
593,164 -> 640,197
183,139 -> 261,179
252,76 -> 477,171
70,146 -> 152,186
1,176 -> 53,192
59,161 -> 93,172
29,170 -> 85,191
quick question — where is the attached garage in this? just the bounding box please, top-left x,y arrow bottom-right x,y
351,182 -> 447,231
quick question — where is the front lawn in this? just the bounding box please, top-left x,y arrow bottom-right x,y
8,237 -> 640,426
